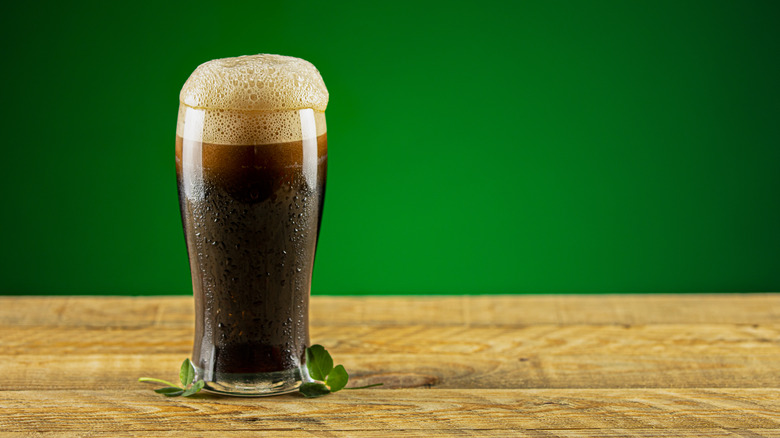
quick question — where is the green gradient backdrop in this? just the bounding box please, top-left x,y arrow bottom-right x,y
1,1 -> 778,295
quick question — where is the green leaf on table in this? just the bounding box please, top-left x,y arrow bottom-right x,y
326,364 -> 348,392
139,358 -> 205,398
300,345 -> 381,397
306,344 -> 333,381
180,358 -> 195,387
299,382 -> 331,398
182,380 -> 205,397
154,387 -> 185,397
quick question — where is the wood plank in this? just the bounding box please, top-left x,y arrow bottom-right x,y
1,351 -> 777,391
2,324 -> 778,390
3,324 -> 779,356
2,294 -> 779,327
0,296 -> 191,328
317,294 -> 780,326
0,389 -> 778,433
1,430 -> 779,437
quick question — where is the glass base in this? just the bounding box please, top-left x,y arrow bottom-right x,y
195,366 -> 305,397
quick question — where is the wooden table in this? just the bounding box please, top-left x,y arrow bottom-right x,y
1,294 -> 779,437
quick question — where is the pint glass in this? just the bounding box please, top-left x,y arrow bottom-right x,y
175,55 -> 328,395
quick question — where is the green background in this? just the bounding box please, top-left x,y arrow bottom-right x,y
2,1 -> 778,295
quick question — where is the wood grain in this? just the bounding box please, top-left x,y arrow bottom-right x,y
3,432 -> 779,438
0,389 -> 778,434
1,324 -> 779,390
1,432 -> 780,438
2,294 -> 779,327
1,295 -> 779,436
5,323 -> 780,356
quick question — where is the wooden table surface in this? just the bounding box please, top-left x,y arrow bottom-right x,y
1,294 -> 779,437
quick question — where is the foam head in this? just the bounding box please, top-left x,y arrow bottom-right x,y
177,54 -> 328,145
180,54 -> 328,112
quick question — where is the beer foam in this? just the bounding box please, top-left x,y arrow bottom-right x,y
177,54 -> 328,145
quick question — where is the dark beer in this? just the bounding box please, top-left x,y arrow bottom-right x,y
175,55 -> 328,395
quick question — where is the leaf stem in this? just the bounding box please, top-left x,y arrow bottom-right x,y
138,377 -> 180,388
343,383 -> 384,390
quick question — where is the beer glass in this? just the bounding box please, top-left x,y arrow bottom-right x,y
175,55 -> 328,395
